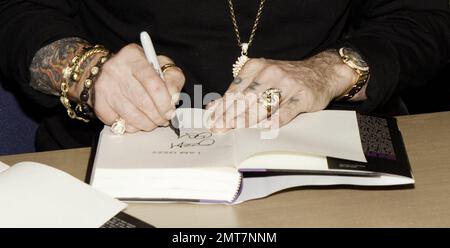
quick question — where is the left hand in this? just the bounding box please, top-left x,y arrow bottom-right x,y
207,50 -> 358,133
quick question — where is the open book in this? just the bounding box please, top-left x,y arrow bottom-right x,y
90,109 -> 414,204
0,161 -> 126,227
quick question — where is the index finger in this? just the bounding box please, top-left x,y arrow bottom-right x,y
132,57 -> 176,120
158,55 -> 185,104
209,59 -> 266,129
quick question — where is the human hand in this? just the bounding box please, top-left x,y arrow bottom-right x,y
207,50 -> 358,133
89,44 -> 185,133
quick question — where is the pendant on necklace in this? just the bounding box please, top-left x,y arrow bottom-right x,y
232,43 -> 250,78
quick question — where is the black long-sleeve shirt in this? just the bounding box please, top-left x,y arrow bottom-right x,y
1,0 -> 449,150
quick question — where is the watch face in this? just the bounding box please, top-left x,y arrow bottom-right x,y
342,47 -> 368,69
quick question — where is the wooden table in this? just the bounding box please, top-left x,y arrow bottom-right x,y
2,112 -> 450,227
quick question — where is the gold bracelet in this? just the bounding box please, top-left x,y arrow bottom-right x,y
72,45 -> 109,82
60,45 -> 110,122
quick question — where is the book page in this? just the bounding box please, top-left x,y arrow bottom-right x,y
95,109 -> 365,172
234,173 -> 414,204
0,162 -> 126,228
235,110 -> 367,168
94,108 -> 236,170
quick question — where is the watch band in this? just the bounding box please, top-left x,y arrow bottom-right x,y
336,47 -> 370,101
336,72 -> 370,101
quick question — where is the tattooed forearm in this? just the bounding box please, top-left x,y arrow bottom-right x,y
30,37 -> 90,96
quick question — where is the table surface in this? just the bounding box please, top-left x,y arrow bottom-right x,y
2,111 -> 450,227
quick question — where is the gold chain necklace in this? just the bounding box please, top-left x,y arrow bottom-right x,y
227,0 -> 267,78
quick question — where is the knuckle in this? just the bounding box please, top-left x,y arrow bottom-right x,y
126,110 -> 142,124
244,59 -> 258,69
148,80 -> 163,93
281,76 -> 297,87
136,96 -> 153,112
173,71 -> 186,85
148,110 -> 166,125
242,58 -> 264,72
136,68 -> 159,84
158,55 -> 173,63
248,58 -> 265,68
132,66 -> 147,79
123,43 -> 142,53
101,60 -> 116,73
132,60 -> 151,75
262,64 -> 285,78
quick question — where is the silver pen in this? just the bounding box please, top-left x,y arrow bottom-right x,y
140,31 -> 181,137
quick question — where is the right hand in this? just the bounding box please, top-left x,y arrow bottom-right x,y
90,44 -> 185,133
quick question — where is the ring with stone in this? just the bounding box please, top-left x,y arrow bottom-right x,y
110,118 -> 127,135
260,88 -> 282,118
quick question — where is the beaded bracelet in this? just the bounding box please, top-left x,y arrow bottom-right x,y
75,55 -> 110,120
71,45 -> 109,82
61,45 -> 109,122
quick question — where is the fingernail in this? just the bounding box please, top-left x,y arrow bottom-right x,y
206,101 -> 215,110
171,93 -> 181,105
165,109 -> 176,120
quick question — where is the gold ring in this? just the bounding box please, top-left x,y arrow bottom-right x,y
261,88 -> 282,118
161,63 -> 182,74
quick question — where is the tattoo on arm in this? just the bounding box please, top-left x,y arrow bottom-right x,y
30,37 -> 90,96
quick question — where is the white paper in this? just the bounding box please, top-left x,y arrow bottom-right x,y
96,109 -> 365,172
94,109 -> 237,170
91,108 -> 244,201
235,110 -> 367,164
0,161 -> 9,173
0,162 -> 126,228
235,173 -> 414,204
94,127 -> 236,170
91,109 -> 367,203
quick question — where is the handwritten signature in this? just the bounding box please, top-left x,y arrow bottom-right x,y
170,132 -> 216,149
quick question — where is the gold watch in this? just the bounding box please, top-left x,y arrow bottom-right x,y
337,47 -> 370,101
